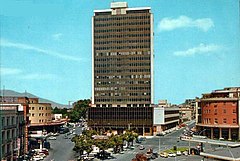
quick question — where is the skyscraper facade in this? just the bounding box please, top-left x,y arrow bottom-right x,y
89,2 -> 154,135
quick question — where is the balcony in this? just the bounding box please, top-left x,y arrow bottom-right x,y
7,138 -> 13,143
164,113 -> 179,119
3,124 -> 17,130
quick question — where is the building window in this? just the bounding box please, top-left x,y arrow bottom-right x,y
214,118 -> 218,124
223,118 -> 227,124
233,109 -> 236,113
233,119 -> 237,124
214,109 -> 217,115
7,117 -> 9,126
32,107 -> 34,110
39,107 -> 41,110
223,109 -> 226,113
32,114 -> 35,117
2,117 -> 5,127
12,116 -> 15,125
12,129 -> 15,139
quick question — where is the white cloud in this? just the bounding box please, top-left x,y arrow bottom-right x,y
52,33 -> 63,41
1,38 -> 81,62
0,67 -> 56,80
158,15 -> 214,32
20,73 -> 57,80
0,67 -> 22,75
174,43 -> 221,56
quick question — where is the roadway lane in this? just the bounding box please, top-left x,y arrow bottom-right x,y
44,126 -> 82,161
108,121 -> 202,161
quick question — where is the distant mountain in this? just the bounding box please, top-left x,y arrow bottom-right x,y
0,89 -> 69,108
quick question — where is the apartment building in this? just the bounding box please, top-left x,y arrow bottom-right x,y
196,87 -> 240,140
89,2 -> 154,135
28,98 -> 52,125
179,99 -> 197,122
0,104 -> 25,160
0,96 -> 30,154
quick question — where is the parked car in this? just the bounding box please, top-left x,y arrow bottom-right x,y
160,152 -> 168,158
156,132 -> 165,136
39,151 -> 48,156
139,145 -> 145,150
32,155 -> 44,161
146,148 -> 153,154
176,151 -> 181,156
168,152 -> 176,157
48,136 -> 56,140
152,152 -> 159,159
183,151 -> 189,155
53,132 -> 59,136
138,136 -> 146,141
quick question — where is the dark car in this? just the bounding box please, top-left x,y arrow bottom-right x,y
152,152 -> 159,158
95,151 -> 111,160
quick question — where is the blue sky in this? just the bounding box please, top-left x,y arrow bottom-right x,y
0,0 -> 239,105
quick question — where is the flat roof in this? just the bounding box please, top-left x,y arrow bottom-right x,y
94,7 -> 151,13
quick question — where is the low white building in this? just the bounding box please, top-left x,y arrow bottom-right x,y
53,114 -> 62,120
153,100 -> 180,135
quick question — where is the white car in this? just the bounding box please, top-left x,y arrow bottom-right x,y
183,151 -> 188,155
168,152 -> 176,157
53,132 -> 59,136
176,151 -> 181,156
48,136 -> 57,140
139,145 -> 145,150
32,155 -> 44,161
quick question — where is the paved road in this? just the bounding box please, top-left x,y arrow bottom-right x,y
105,121 -> 203,161
44,121 -> 204,161
44,127 -> 82,161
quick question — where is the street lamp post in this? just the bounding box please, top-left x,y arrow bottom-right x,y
188,139 -> 191,155
128,123 -> 132,131
158,137 -> 161,153
198,129 -> 206,136
226,144 -> 235,160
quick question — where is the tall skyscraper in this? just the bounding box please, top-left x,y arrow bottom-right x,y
89,2 -> 154,135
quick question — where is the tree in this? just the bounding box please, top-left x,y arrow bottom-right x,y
72,135 -> 86,156
110,135 -> 124,153
123,130 -> 138,147
82,129 -> 98,138
69,110 -> 80,122
52,107 -> 69,118
72,135 -> 93,160
69,99 -> 91,122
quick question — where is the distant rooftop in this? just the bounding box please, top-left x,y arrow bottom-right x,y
110,2 -> 128,9
94,2 -> 151,13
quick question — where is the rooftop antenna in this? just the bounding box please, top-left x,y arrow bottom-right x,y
2,85 -> 5,103
25,90 -> 28,97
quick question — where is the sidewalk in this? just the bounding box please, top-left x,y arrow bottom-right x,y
181,138 -> 240,148
200,146 -> 240,161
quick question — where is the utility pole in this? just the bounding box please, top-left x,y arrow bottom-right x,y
158,137 -> 161,153
188,139 -> 191,155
